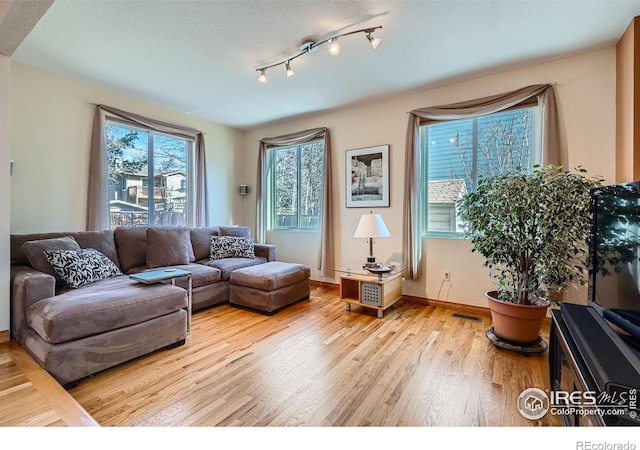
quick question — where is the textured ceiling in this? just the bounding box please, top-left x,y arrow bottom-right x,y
7,0 -> 640,130
0,0 -> 52,57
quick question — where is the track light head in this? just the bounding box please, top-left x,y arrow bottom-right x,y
285,61 -> 295,78
329,38 -> 341,56
367,33 -> 382,50
258,69 -> 267,84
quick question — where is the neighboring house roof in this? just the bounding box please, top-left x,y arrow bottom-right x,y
120,169 -> 147,178
109,200 -> 148,212
120,170 -> 185,178
162,171 -> 185,177
428,178 -> 467,204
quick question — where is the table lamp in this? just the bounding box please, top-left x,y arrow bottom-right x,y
354,211 -> 391,267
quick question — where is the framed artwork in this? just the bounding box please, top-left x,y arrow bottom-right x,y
346,145 -> 390,208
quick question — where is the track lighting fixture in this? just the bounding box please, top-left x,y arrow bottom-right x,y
366,32 -> 382,50
257,69 -> 267,84
255,25 -> 382,83
329,38 -> 341,56
285,61 -> 295,78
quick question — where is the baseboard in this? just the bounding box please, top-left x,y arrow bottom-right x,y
402,295 -> 492,318
310,279 -> 339,290
402,295 -> 551,326
0,330 -> 9,344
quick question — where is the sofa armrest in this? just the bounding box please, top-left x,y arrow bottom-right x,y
254,244 -> 276,262
10,265 -> 56,344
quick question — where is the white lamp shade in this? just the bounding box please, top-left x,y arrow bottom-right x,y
354,213 -> 391,238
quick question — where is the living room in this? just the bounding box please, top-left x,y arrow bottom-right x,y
1,0 -> 640,445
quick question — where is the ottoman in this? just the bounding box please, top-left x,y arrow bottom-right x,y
229,261 -> 311,314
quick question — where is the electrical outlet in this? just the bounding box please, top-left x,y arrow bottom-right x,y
443,271 -> 450,281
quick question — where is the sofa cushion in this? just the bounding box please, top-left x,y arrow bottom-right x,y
230,262 -> 310,291
27,275 -> 187,344
21,236 -> 82,288
210,236 -> 255,260
13,232 -> 68,266
128,263 -> 221,290
72,230 -> 121,268
12,230 -> 121,268
189,227 -> 220,261
219,225 -> 251,238
199,256 -> 267,281
146,228 -> 192,269
44,248 -> 122,289
114,227 -> 147,273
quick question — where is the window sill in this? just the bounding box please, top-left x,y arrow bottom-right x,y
269,228 -> 320,234
423,232 -> 467,240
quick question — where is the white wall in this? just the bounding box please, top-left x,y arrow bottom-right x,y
0,55 -> 10,335
10,62 -> 244,233
240,48 -> 617,308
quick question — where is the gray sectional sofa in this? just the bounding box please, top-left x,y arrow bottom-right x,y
9,225 -> 275,387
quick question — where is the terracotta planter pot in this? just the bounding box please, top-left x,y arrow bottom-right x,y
485,291 -> 550,345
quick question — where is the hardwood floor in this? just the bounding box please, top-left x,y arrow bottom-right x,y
66,286 -> 560,427
0,341 -> 98,426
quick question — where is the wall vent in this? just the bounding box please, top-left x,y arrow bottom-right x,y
451,313 -> 481,322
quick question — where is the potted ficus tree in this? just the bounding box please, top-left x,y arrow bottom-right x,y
457,164 -> 602,344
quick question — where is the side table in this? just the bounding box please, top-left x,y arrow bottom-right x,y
129,268 -> 193,334
334,264 -> 403,318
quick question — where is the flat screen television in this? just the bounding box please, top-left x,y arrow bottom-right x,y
588,180 -> 640,354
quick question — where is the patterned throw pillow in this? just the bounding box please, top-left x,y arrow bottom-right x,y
44,248 -> 123,289
209,236 -> 255,260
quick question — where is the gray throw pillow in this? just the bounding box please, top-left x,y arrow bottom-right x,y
114,227 -> 148,273
21,236 -> 82,287
210,235 -> 255,259
190,227 -> 220,261
219,226 -> 252,239
146,227 -> 192,269
44,248 -> 122,289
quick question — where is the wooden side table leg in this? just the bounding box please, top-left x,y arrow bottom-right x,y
377,309 -> 383,318
345,303 -> 351,312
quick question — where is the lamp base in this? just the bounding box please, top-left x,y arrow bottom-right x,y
364,257 -> 377,268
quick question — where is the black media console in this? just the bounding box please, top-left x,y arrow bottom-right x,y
550,307 -> 639,426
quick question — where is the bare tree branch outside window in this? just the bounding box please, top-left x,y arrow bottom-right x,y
271,141 -> 324,229
425,108 -> 535,233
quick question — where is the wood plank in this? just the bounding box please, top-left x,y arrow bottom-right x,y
64,288 -> 560,427
0,341 -> 99,427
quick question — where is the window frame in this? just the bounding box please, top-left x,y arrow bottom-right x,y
421,104 -> 539,238
268,140 -> 324,232
105,118 -> 195,228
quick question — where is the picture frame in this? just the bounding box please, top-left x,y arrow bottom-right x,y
346,145 -> 390,208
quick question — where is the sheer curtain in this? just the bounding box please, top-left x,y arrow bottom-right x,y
403,83 -> 562,280
87,104 -> 209,230
257,127 -> 334,277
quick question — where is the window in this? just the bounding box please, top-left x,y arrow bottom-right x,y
269,141 -> 324,230
422,107 -> 536,235
106,121 -> 192,229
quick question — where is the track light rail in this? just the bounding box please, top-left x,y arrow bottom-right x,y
255,25 -> 382,83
